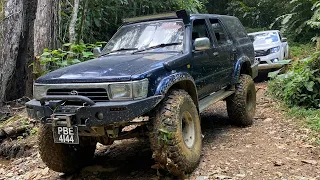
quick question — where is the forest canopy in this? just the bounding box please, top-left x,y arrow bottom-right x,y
0,0 -> 319,103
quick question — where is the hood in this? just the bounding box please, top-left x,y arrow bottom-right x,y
36,53 -> 179,84
253,42 -> 281,51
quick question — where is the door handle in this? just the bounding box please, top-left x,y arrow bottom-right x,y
213,52 -> 219,56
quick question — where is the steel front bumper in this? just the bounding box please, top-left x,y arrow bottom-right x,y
25,95 -> 163,127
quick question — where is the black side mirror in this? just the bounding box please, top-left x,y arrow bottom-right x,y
93,47 -> 102,57
249,36 -> 255,42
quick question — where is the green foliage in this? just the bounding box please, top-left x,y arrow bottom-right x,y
271,0 -> 319,42
289,42 -> 316,59
60,0 -> 206,44
36,42 -> 105,74
30,127 -> 38,136
309,51 -> 320,72
227,0 -> 290,29
175,0 -> 207,13
17,136 -> 24,140
308,1 -> 320,29
285,106 -> 320,132
159,128 -> 173,144
268,53 -> 320,108
245,27 -> 269,33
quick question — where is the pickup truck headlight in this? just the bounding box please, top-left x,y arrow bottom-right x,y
33,84 -> 47,100
269,46 -> 280,54
108,79 -> 148,100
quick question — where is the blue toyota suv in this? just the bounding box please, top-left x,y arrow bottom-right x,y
26,10 -> 258,177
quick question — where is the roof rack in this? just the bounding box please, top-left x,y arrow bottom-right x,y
123,10 -> 190,25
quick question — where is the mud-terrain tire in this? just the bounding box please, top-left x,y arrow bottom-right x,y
38,125 -> 97,173
226,74 -> 256,126
149,90 -> 202,176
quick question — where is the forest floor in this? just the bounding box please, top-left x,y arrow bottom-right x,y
0,82 -> 320,180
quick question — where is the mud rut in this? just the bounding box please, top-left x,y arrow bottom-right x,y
1,82 -> 320,180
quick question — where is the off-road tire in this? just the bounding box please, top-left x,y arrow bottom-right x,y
149,90 -> 202,176
38,125 -> 97,173
226,74 -> 256,126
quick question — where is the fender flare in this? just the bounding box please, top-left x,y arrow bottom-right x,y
232,56 -> 252,83
155,72 -> 199,109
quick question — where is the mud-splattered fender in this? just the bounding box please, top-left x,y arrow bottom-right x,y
154,72 -> 199,109
232,56 -> 253,83
155,72 -> 195,94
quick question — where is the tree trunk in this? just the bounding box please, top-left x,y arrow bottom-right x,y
34,0 -> 59,58
77,0 -> 88,44
69,0 -> 80,43
33,0 -> 59,79
0,0 -> 37,103
0,0 -> 58,104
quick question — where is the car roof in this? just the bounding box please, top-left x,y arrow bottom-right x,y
248,30 -> 279,35
125,14 -> 237,25
190,14 -> 234,20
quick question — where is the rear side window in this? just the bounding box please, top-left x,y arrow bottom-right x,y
222,17 -> 247,39
210,19 -> 230,45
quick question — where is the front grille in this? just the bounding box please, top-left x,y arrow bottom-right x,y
47,88 -> 109,102
255,50 -> 269,57
259,61 -> 268,64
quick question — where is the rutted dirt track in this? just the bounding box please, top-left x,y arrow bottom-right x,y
1,83 -> 320,180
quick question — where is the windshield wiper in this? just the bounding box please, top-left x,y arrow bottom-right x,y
132,42 -> 182,54
101,48 -> 138,56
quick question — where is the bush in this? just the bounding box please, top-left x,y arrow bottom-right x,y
309,51 -> 320,71
268,52 -> 320,108
32,42 -> 106,76
289,42 -> 316,60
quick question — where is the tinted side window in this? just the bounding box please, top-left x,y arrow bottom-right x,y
222,17 -> 247,39
192,19 -> 211,45
210,19 -> 230,45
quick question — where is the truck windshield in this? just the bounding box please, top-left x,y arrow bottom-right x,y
102,20 -> 184,55
250,32 -> 279,45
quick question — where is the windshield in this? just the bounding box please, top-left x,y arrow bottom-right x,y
102,20 -> 185,55
250,32 -> 280,46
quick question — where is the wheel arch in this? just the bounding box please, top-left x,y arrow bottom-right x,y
155,72 -> 199,111
233,56 -> 253,83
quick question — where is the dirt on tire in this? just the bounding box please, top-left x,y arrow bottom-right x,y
227,74 -> 256,126
148,90 -> 202,178
38,125 -> 97,173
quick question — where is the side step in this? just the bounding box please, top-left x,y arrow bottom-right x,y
199,89 -> 234,113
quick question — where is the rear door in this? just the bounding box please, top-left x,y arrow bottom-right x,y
207,18 -> 235,88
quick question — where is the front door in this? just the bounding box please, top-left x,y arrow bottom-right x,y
190,19 -> 219,99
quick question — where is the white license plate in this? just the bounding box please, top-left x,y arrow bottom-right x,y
53,126 -> 79,144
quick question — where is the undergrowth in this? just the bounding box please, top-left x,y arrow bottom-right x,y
268,50 -> 320,131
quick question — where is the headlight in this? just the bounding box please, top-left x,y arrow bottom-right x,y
269,46 -> 280,54
33,84 -> 47,100
108,83 -> 132,100
108,79 -> 148,100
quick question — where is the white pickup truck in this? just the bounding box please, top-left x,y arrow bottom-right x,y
249,30 -> 290,70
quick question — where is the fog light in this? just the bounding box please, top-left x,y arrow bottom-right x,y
272,58 -> 279,63
96,112 -> 104,120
